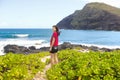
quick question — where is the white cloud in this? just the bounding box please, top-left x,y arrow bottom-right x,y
87,0 -> 120,8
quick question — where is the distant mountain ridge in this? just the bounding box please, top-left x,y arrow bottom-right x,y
57,2 -> 120,31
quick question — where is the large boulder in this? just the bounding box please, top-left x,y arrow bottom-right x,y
59,42 -> 73,50
4,45 -> 30,54
29,46 -> 36,50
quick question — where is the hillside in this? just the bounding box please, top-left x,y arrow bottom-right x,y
57,2 -> 120,31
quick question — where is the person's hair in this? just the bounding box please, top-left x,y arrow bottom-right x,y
53,25 -> 60,36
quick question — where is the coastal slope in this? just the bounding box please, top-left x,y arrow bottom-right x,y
57,2 -> 120,31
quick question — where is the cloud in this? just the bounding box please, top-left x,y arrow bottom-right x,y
87,0 -> 120,8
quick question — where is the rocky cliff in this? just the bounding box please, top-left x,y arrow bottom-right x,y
57,2 -> 120,31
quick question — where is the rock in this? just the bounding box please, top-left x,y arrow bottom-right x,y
29,46 -> 36,50
39,42 -> 114,52
4,42 -> 117,54
39,47 -> 49,52
57,2 -> 120,31
4,45 -> 30,54
116,48 -> 120,51
4,45 -> 40,54
89,46 -> 99,51
4,45 -> 19,53
39,42 -> 73,52
19,46 -> 29,52
39,42 -> 73,51
59,42 -> 73,50
100,48 -> 112,52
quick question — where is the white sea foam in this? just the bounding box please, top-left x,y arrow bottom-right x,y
14,34 -> 29,38
0,39 -> 49,55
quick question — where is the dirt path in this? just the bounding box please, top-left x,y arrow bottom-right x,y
33,56 -> 51,80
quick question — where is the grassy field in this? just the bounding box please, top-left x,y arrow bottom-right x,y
47,49 -> 120,80
1,49 -> 120,80
0,52 -> 49,80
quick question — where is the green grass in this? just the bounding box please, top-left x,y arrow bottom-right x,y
1,49 -> 120,80
86,2 -> 120,16
0,52 -> 49,80
47,49 -> 120,80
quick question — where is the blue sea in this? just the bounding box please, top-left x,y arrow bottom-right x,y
0,28 -> 120,55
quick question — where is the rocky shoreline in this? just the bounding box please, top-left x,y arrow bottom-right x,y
4,42 -> 120,54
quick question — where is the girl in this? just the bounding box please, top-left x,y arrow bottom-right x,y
50,25 -> 60,66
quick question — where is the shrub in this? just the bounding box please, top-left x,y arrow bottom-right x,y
47,49 -> 120,80
0,52 -> 49,80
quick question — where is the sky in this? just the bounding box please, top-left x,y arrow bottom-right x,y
0,0 -> 120,28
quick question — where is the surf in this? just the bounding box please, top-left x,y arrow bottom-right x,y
14,34 -> 29,38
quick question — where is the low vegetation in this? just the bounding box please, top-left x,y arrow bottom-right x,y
47,49 -> 120,80
0,52 -> 49,80
1,49 -> 120,80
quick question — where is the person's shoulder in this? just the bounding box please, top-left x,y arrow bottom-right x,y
53,32 -> 58,36
53,32 -> 57,34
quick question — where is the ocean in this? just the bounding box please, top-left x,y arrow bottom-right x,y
0,29 -> 120,55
